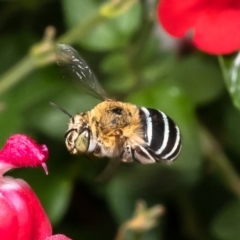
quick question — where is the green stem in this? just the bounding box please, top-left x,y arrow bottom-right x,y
0,14 -> 106,96
0,55 -> 35,96
218,56 -> 227,79
0,0 -> 137,96
57,13 -> 106,45
200,125 -> 240,198
0,0 -> 129,96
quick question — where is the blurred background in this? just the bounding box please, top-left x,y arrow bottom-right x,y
1,0 -> 240,239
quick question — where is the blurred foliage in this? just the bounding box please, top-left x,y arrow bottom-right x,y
1,0 -> 240,239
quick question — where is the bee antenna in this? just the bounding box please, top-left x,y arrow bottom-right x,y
50,102 -> 73,118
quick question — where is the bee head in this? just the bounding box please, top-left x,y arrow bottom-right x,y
50,102 -> 98,155
65,114 -> 97,155
50,102 -> 96,154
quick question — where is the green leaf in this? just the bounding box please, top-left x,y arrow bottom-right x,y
211,199 -> 240,240
106,173 -> 135,222
0,67 -> 66,144
106,166 -> 183,223
101,53 -> 136,93
0,32 -> 36,74
101,53 -> 129,74
39,175 -> 73,225
62,0 -> 141,50
171,55 -> 224,104
0,33 -> 39,140
219,53 -> 240,110
0,109 -> 24,146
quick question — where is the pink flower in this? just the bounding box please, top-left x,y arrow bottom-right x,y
157,0 -> 240,54
0,134 -> 71,240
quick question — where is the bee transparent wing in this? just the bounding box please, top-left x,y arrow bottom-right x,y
95,158 -> 121,182
56,44 -> 108,100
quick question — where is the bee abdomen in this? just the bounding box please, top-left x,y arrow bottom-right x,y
139,107 -> 181,161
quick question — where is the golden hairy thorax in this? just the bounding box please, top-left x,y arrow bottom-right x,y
84,100 -> 145,157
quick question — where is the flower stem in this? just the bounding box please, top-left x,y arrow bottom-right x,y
200,125 -> 240,198
0,0 -> 137,96
0,13 -> 106,96
57,14 -> 106,45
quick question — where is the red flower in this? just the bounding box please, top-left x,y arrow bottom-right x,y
157,0 -> 240,54
0,134 -> 71,240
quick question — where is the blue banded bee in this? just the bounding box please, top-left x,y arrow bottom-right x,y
52,44 -> 181,164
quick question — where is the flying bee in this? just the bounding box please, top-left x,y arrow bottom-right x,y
52,44 -> 181,164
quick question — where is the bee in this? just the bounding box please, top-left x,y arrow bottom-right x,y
52,44 -> 181,164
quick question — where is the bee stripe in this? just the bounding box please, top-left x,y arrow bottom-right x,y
169,138 -> 182,160
133,145 -> 156,164
154,111 -> 169,155
139,108 -> 181,161
158,114 -> 176,158
161,125 -> 181,160
140,107 -> 153,146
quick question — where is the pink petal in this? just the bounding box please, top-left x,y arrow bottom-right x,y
0,177 -> 52,240
0,194 -> 18,240
0,134 -> 49,172
46,234 -> 72,240
0,135 -> 71,239
15,179 -> 52,240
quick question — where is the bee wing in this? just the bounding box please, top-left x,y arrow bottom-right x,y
56,44 -> 108,100
95,158 -> 121,182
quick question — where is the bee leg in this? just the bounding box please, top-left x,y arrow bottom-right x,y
132,145 -> 156,164
93,144 -> 102,157
121,144 -> 133,163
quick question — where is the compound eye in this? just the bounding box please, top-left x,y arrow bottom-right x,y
75,129 -> 90,153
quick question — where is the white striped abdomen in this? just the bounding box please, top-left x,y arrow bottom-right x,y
139,107 -> 181,161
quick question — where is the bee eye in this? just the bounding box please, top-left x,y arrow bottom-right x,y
75,129 -> 90,152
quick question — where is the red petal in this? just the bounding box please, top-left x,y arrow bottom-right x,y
157,0 -> 240,54
193,8 -> 240,54
157,0 -> 204,37
0,134 -> 49,170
